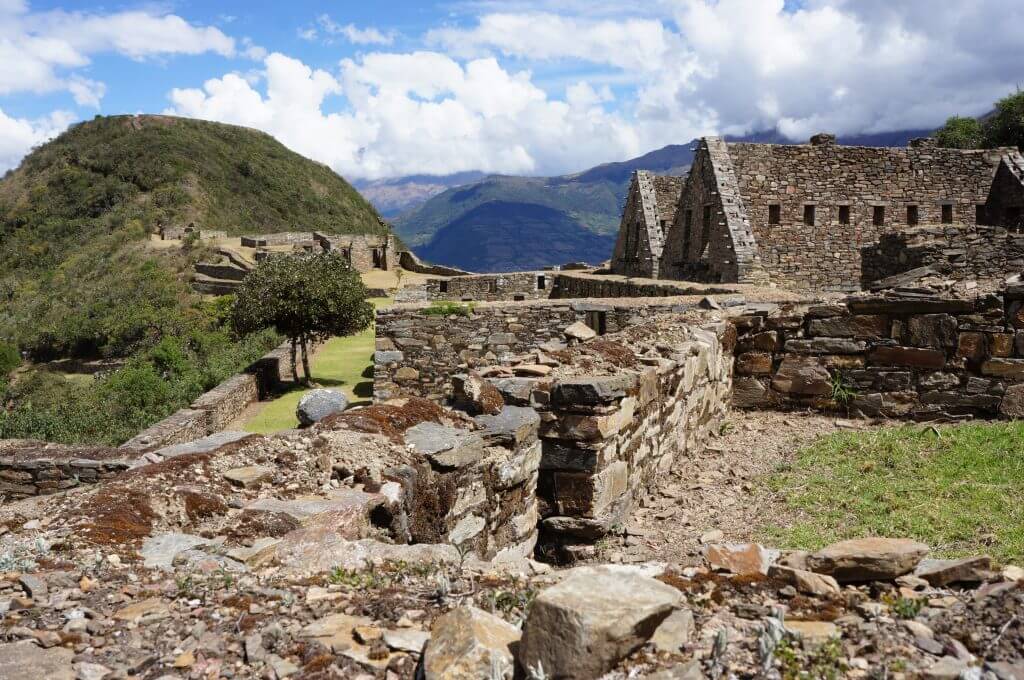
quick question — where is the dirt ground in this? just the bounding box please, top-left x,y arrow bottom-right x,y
596,409 -> 885,566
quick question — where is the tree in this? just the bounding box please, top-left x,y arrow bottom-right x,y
229,253 -> 374,384
935,116 -> 985,149
983,90 -> 1024,151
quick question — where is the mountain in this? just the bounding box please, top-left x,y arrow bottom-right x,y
394,129 -> 931,271
354,171 -> 486,218
0,113 -> 387,360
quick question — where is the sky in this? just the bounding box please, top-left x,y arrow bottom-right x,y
1,0 -> 1023,180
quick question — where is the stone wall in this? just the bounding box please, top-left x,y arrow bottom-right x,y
398,250 -> 471,277
315,233 -> 395,272
861,225 -> 1024,290
729,139 -> 1012,291
415,272 -> 553,303
241,232 -> 315,248
731,287 -> 1024,420
0,441 -> 130,501
375,299 -> 711,402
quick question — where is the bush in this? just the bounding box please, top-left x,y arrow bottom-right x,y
0,340 -> 19,376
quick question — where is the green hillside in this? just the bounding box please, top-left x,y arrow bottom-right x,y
0,114 -> 386,445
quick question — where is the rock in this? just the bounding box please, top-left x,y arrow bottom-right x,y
140,533 -> 211,570
113,598 -> 171,623
915,556 -> 992,586
423,606 -> 520,679
453,372 -> 504,415
699,529 -> 724,544
513,364 -> 552,377
272,535 -> 459,575
223,465 -> 275,488
404,423 -> 485,469
783,621 -> 839,643
732,376 -> 771,408
301,613 -> 393,668
807,538 -> 929,582
564,321 -> 597,341
17,574 -> 47,601
650,609 -> 695,653
924,656 -> 969,680
395,366 -> 421,381
768,565 -> 841,597
137,431 -> 250,466
0,641 -> 75,680
704,543 -> 775,576
643,661 -> 706,680
383,628 -> 430,655
74,662 -> 111,680
474,406 -> 540,446
519,566 -> 682,679
297,389 -> 349,426
1002,565 -> 1024,582
988,662 -> 1024,680
999,384 -> 1024,419
771,357 -> 831,396
267,654 -> 299,678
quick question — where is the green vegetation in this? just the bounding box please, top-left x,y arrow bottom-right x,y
0,341 -> 19,388
230,253 -> 374,383
244,297 -> 388,434
764,423 -> 1024,561
0,114 -> 389,445
936,90 -> 1024,150
422,301 -> 475,317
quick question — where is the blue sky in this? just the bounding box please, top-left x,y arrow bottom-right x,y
2,0 -> 1023,179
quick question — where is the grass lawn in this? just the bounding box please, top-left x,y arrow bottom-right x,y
243,297 -> 389,434
762,422 -> 1024,562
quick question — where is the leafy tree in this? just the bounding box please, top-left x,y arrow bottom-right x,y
983,90 -> 1024,150
935,116 -> 985,149
229,253 -> 373,384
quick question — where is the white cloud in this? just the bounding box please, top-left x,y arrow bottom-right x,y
0,2 -> 240,107
314,15 -> 395,46
166,52 -> 640,180
0,108 -> 74,173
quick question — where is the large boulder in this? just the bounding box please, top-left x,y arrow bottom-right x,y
806,538 -> 929,582
519,566 -> 682,679
423,606 -> 520,679
297,389 -> 349,426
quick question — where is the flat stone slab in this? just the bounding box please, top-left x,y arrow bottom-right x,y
915,556 -> 992,586
0,641 -> 74,680
135,431 -> 251,467
223,465 -> 275,488
807,538 -> 929,582
424,606 -> 519,679
141,532 -> 213,570
404,422 -> 485,469
474,406 -> 540,445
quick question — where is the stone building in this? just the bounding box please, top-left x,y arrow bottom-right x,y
615,135 -> 1024,291
609,171 -> 683,278
314,232 -> 395,272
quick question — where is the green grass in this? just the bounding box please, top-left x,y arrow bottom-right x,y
763,422 -> 1024,562
243,298 -> 389,434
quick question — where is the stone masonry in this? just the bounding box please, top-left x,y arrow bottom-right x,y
610,172 -> 683,279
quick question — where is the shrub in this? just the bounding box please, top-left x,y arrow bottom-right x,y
0,340 -> 19,376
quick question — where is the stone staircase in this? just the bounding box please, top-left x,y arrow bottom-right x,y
191,247 -> 254,294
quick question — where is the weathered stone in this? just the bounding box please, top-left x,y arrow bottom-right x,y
958,332 -> 988,363
988,662 -> 1024,680
394,366 -> 421,382
991,333 -> 1015,357
0,641 -> 74,680
785,338 -> 867,355
453,372 -> 504,415
423,606 -> 519,680
404,423 -> 485,469
704,543 -> 775,576
734,352 -> 772,375
768,565 -> 840,597
650,609 -> 695,653
113,598 -> 171,623
17,574 -> 47,601
296,389 -> 348,426
920,372 -> 962,390
906,314 -> 958,349
519,566 -> 682,679
383,628 -> 430,655
914,556 -> 992,586
731,376 -> 771,408
924,656 -> 969,680
771,357 -> 831,396
223,465 -> 274,488
783,621 -> 839,643
552,375 -> 638,405
514,364 -> 552,377
807,538 -> 929,582
141,533 -> 212,570
642,661 -> 706,680
543,398 -> 637,442
564,321 -> 597,341
808,315 -> 889,339
271,535 -> 460,575
869,346 -> 946,370
982,359 -> 1024,379
474,406 -> 540,446
301,613 -> 393,669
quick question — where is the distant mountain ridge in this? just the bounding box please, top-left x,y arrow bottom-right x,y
388,128 -> 930,272
354,171 -> 486,218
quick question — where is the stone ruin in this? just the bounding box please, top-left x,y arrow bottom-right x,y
612,135 -> 1024,291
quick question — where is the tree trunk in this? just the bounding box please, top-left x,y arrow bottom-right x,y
300,335 -> 312,385
290,337 -> 299,384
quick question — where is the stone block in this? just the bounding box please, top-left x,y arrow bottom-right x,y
424,606 -> 520,680
552,375 -> 638,405
982,359 -> 1024,379
906,314 -> 958,349
1000,384 -> 1024,419
551,461 -> 628,518
990,333 -> 1014,357
405,423 -> 486,469
785,338 -> 867,355
770,357 -> 831,396
869,346 -> 945,370
735,352 -> 772,375
957,332 -> 988,362
808,314 -> 889,339
732,376 -> 772,408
